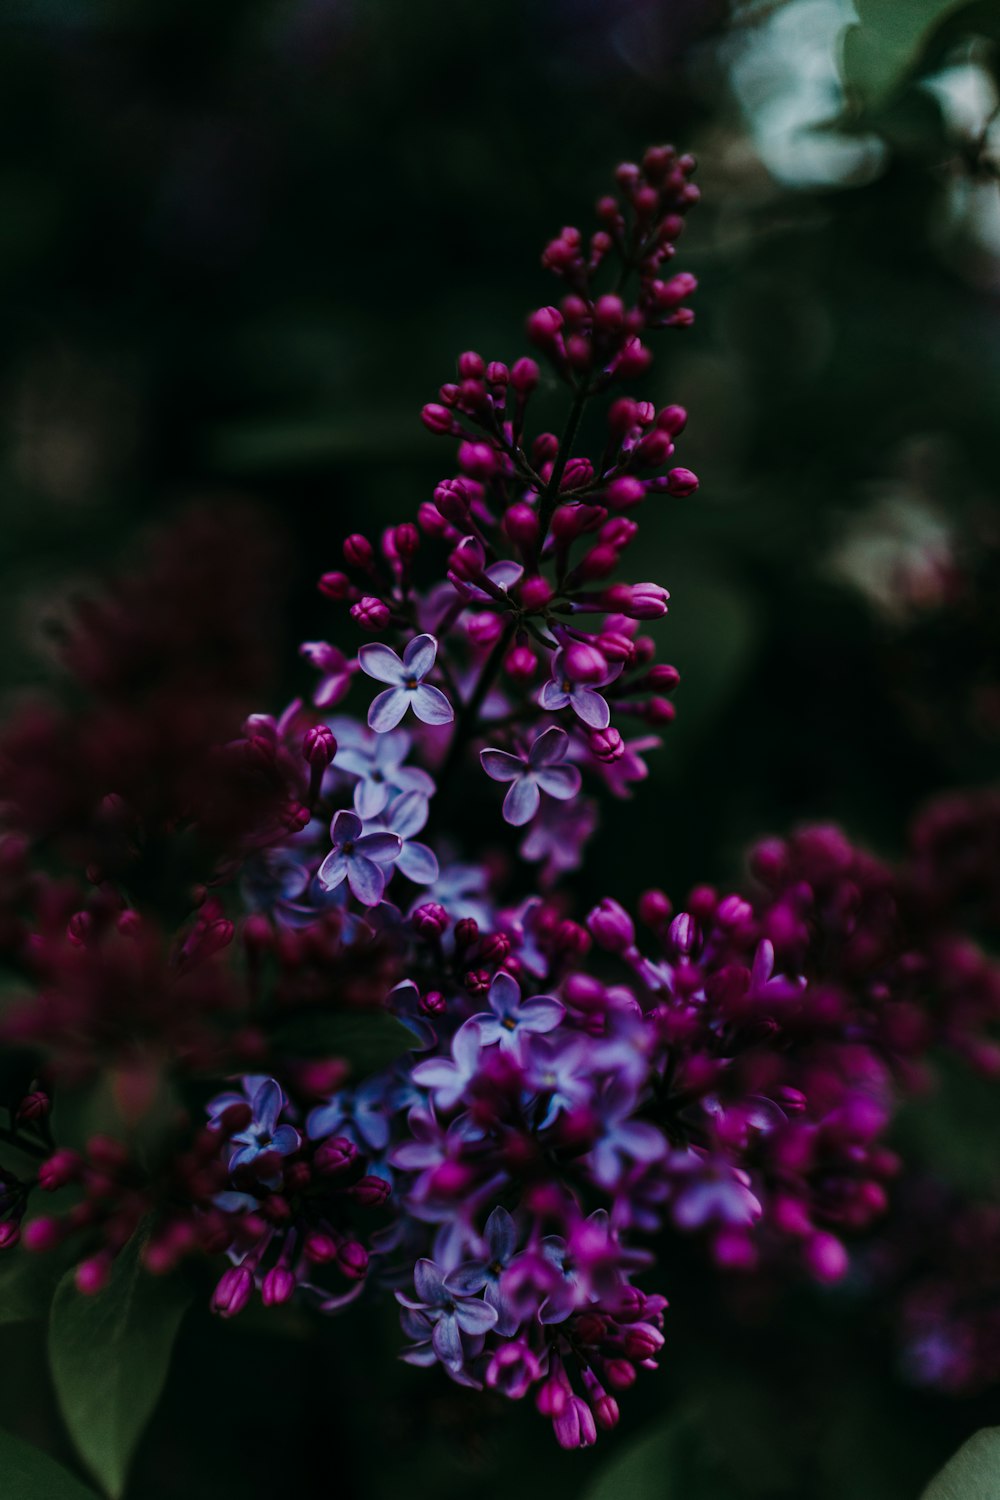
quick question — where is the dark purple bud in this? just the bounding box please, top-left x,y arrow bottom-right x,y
602,582 -> 669,619
412,903 -> 448,937
457,350 -> 485,378
343,533 -> 374,569
510,357 -> 540,393
16,1091 -> 50,1124
667,466 -> 699,497
421,403 -> 458,435
605,476 -> 646,510
337,1240 -> 369,1279
262,1265 -> 297,1306
75,1254 -> 112,1296
669,912 -> 697,955
564,642 -> 609,684
303,724 -> 337,769
318,569 -> 351,599
419,989 -> 446,1017
350,596 -> 390,632
454,918 -> 479,948
588,727 -> 624,763
526,306 -> 564,346
212,1265 -> 254,1318
587,898 -> 635,954
350,1175 -> 391,1208
314,1137 -> 359,1177
656,404 -> 688,434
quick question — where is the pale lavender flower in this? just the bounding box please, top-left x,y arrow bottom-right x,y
374,791 -> 439,884
208,1077 -> 301,1175
539,648 -> 621,729
471,970 -> 563,1052
317,809 -> 401,906
300,641 -> 356,708
665,1148 -> 762,1230
335,728 -> 435,819
359,633 -> 454,732
396,1257 -> 498,1366
306,1075 -> 393,1152
411,1019 -> 488,1111
519,796 -> 599,885
480,726 -> 582,826
587,1076 -> 666,1189
446,1206 -> 520,1336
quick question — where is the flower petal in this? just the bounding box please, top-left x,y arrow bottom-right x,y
454,1298 -> 499,1335
402,633 -> 438,680
316,850 -> 349,890
535,764 -> 582,801
528,726 -> 569,768
346,855 -> 387,907
480,748 -> 524,783
484,1205 -> 516,1261
503,776 -> 540,827
570,687 -> 610,729
387,790 -> 429,839
397,841 -> 439,885
432,1314 -> 463,1366
369,687 -> 409,733
539,680 -> 571,711
270,1124 -> 301,1155
445,1262 -> 490,1296
354,777 -> 391,820
356,831 -> 403,865
413,1258 -> 447,1305
488,970 -> 521,1020
358,643 -> 407,685
518,995 -> 565,1033
411,684 -> 454,726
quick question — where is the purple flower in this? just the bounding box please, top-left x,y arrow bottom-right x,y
317,809 -> 401,906
396,1257 -> 498,1366
665,1149 -> 762,1230
587,1076 -> 665,1190
335,729 -> 435,819
411,1020 -> 487,1111
375,791 -> 439,885
446,1206 -> 520,1336
480,727 -> 582,827
539,648 -> 620,730
300,641 -> 356,708
208,1076 -> 301,1177
306,1076 -> 393,1152
359,634 -> 454,733
519,796 -> 599,885
519,1031 -> 597,1127
472,970 -> 564,1052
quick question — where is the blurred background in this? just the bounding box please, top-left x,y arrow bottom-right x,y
1,0 -> 999,1495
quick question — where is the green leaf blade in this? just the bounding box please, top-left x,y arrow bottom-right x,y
0,1426 -> 98,1499
48,1228 -> 191,1499
921,1428 -> 1000,1499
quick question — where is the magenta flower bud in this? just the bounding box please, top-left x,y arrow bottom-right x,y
526,305 -> 563,346
560,456 -> 594,491
391,522 -> 420,558
660,271 -> 698,307
343,533 -> 374,570
485,1339 -> 542,1399
421,402 -> 457,434
519,576 -> 553,612
304,1232 -> 339,1264
448,541 -> 484,582
805,1232 -> 849,1284
532,431 -> 560,464
314,1137 -> 358,1177
66,911 -> 92,947
261,1265 -> 296,1307
636,429 -> 673,466
605,476 -> 646,510
457,350 -> 485,378
622,1323 -> 664,1360
117,909 -> 142,938
302,724 -> 337,769
412,903 -> 448,937
644,697 -> 676,726
536,1375 -> 569,1418
656,404 -> 688,434
587,898 -> 635,954
503,503 -> 540,550
554,1395 -> 597,1450
615,338 -> 652,378
467,612 -> 505,647
647,663 -> 680,692
0,1221 -> 21,1250
604,1358 -> 637,1390
564,642 -> 609,684
593,293 -> 625,334
575,544 -> 618,581
16,1090 -> 50,1123
454,917 -> 479,948
457,440 -> 497,479
504,645 -> 538,681
603,582 -> 669,619
337,1240 -> 369,1279
75,1254 -> 112,1296
350,596 -> 390,632
419,989 -> 446,1016
434,477 -> 473,523
510,356 -> 540,393
716,894 -> 753,928
667,466 -> 699,496
318,570 -> 351,599
39,1150 -> 82,1192
417,502 -> 449,537
639,888 -> 672,928
593,1393 -> 620,1431
607,396 -> 639,436
213,1265 -> 254,1318
486,360 -> 509,385
588,727 -> 624,763
669,911 -> 697,955
350,1175 -> 391,1208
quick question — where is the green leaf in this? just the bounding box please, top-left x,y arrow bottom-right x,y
0,1245 -> 72,1326
921,1428 -> 1000,1498
274,1007 -> 413,1073
48,1226 -> 191,1499
893,1057 -> 1000,1197
841,0 -> 973,111
0,1426 -> 98,1499
580,1413 -> 739,1500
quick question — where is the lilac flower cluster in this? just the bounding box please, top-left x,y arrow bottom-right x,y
0,146 -> 998,1451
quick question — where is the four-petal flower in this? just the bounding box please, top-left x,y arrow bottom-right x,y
480,727 -> 582,826
359,634 -> 454,733
317,809 -> 401,906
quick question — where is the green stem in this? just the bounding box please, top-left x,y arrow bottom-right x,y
437,616 -> 517,796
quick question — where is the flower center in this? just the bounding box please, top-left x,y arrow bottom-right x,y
404,675 -> 418,690
343,840 -> 355,855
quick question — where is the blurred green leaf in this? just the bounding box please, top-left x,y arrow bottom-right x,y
48,1226 -> 190,1499
0,1426 -> 98,1499
842,0 -> 973,109
580,1413 -> 739,1500
273,1007 -> 412,1073
893,1058 -> 1000,1197
920,1428 -> 1000,1498
0,1247 -> 71,1326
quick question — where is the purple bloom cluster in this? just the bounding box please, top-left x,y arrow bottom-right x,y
0,145 -> 998,1452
